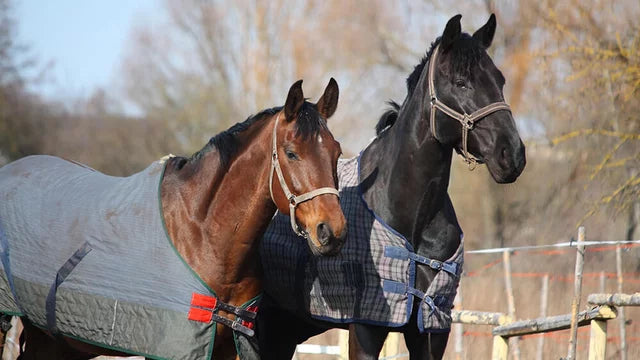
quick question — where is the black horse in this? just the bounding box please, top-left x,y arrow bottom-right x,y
258,14 -> 525,360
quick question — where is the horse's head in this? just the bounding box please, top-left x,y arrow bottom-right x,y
270,79 -> 346,256
429,14 -> 526,183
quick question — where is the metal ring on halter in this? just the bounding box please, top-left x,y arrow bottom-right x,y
462,115 -> 474,130
268,113 -> 340,238
427,44 -> 512,170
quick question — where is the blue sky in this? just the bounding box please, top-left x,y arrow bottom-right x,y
16,0 -> 162,99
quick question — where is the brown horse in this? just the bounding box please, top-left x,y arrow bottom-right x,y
0,79 -> 346,359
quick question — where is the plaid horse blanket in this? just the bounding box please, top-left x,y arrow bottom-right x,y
261,156 -> 463,332
0,155 -> 258,360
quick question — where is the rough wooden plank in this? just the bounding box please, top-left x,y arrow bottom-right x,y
536,274 -> 549,360
381,332 -> 400,358
616,245 -> 628,360
1,316 -> 22,360
453,292 -> 463,360
492,305 -> 616,337
502,250 -> 520,360
587,293 -> 640,306
491,336 -> 508,360
568,226 -> 586,360
452,310 -> 513,326
338,329 -> 349,360
588,319 -> 608,360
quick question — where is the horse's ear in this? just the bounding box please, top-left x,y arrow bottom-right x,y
473,13 -> 496,49
284,80 -> 304,122
316,78 -> 339,120
441,14 -> 462,51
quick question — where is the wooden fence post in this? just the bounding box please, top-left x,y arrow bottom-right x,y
338,329 -> 349,360
615,245 -> 627,360
454,286 -> 464,360
535,274 -> 549,360
492,335 -> 509,360
503,249 -> 520,360
567,226 -> 586,360
588,318 -> 608,360
381,332 -> 400,358
1,317 -> 21,360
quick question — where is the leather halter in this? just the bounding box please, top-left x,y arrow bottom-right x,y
269,113 -> 340,238
428,44 -> 512,170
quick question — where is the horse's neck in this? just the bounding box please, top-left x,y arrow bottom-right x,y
360,81 -> 460,261
161,123 -> 274,303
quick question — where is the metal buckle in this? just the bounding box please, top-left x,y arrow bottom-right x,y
430,97 -> 437,106
297,226 -> 308,238
430,260 -> 443,271
288,195 -> 297,206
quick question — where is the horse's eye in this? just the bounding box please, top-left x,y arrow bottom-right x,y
455,79 -> 467,89
285,150 -> 299,160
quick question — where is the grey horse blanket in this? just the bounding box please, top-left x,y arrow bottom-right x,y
0,155 -> 258,360
261,156 -> 463,332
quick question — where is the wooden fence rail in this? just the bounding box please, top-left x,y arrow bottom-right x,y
453,293 -> 640,360
588,292 -> 640,306
491,305 -> 616,338
489,305 -> 616,360
451,310 -> 512,326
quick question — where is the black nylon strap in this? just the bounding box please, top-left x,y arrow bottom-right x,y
211,313 -> 255,337
45,241 -> 93,334
217,301 -> 257,320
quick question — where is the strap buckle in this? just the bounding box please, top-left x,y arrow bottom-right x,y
429,260 -> 443,271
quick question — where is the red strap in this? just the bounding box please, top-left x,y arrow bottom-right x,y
191,293 -> 217,309
188,307 -> 213,323
241,304 -> 259,329
188,293 -> 218,323
241,320 -> 254,329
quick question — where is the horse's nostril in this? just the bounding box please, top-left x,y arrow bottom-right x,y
501,147 -> 508,160
316,222 -> 332,246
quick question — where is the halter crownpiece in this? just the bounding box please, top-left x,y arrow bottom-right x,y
427,44 -> 512,170
269,113 -> 340,238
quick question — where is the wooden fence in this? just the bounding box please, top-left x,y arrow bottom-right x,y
450,292 -> 639,360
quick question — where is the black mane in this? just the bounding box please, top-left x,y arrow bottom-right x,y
189,101 -> 326,169
379,33 -> 486,133
375,101 -> 401,135
406,37 -> 442,97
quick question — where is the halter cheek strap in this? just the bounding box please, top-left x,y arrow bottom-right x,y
269,114 -> 340,238
427,44 -> 512,170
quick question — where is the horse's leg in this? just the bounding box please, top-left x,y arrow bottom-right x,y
403,330 -> 450,360
348,324 -> 389,360
256,296 -> 324,360
18,319 -> 92,360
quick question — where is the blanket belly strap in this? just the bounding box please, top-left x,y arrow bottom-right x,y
384,246 -> 459,276
188,293 -> 258,337
382,279 -> 436,316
